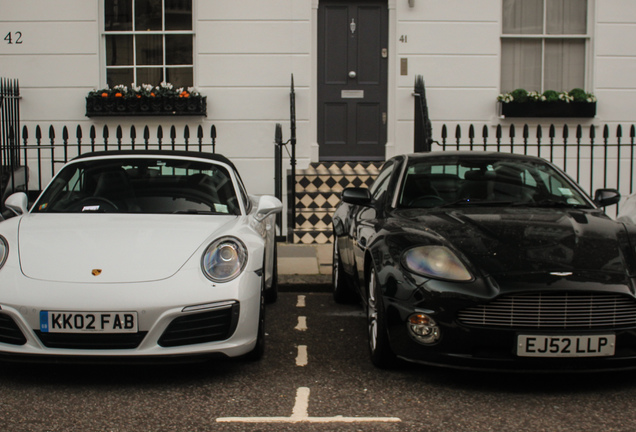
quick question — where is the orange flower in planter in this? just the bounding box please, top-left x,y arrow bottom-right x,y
101,92 -> 109,97
115,92 -> 123,98
179,90 -> 190,98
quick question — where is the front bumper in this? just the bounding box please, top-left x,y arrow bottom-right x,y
384,290 -> 636,372
0,269 -> 262,361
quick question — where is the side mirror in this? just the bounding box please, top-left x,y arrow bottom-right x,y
342,187 -> 372,206
594,188 -> 621,207
254,195 -> 282,222
5,192 -> 29,216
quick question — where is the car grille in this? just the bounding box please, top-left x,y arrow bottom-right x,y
158,302 -> 240,348
35,331 -> 148,349
457,292 -> 636,329
0,313 -> 27,345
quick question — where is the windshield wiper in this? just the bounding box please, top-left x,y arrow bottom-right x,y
519,199 -> 586,208
435,198 -> 515,208
172,209 -> 226,215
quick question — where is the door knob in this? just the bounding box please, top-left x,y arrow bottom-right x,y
349,71 -> 357,79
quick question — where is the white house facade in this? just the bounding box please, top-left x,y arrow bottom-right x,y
2,0 -> 636,241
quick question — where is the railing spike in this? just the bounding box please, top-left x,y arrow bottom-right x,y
617,124 -> 623,138
76,125 -> 83,140
49,125 -> 55,140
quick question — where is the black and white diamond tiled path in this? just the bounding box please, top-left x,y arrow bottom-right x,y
291,162 -> 381,244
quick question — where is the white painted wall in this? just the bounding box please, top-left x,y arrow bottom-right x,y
2,0 -> 636,197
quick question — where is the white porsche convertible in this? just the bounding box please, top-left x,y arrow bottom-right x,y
0,150 -> 282,362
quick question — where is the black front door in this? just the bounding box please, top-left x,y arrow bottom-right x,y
318,0 -> 388,161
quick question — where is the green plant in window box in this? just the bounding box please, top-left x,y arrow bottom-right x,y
497,88 -> 596,118
86,82 -> 206,117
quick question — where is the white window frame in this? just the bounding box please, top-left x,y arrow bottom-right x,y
500,0 -> 594,93
100,0 -> 196,88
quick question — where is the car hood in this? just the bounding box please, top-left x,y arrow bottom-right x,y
395,207 -> 634,278
17,214 -> 238,283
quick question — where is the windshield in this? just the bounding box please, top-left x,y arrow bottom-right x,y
398,156 -> 593,209
32,157 -> 241,215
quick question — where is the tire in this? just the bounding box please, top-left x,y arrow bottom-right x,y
367,266 -> 397,368
264,243 -> 278,304
332,236 -> 358,303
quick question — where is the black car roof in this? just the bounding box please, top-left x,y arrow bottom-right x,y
72,150 -> 237,170
402,151 -> 549,163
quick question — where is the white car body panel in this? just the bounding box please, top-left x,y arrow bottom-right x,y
19,214 -> 238,283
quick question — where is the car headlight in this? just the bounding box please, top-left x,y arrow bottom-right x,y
201,237 -> 247,283
402,246 -> 472,281
0,236 -> 7,270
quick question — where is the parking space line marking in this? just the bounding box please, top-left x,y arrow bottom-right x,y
296,295 -> 306,308
216,387 -> 402,424
295,316 -> 308,331
296,345 -> 308,366
291,387 -> 310,419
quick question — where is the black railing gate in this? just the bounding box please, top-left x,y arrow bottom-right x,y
0,78 -> 25,204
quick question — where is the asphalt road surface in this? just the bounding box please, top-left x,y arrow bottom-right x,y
1,291 -> 636,431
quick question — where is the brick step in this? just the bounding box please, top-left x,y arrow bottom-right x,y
294,191 -> 341,210
289,161 -> 382,244
294,209 -> 332,231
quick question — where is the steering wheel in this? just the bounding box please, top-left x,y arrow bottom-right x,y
69,197 -> 119,212
407,195 -> 445,208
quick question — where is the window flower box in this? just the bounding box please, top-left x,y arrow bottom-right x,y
499,101 -> 596,118
497,88 -> 596,119
85,83 -> 207,117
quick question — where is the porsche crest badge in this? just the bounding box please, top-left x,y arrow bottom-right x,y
92,269 -> 103,276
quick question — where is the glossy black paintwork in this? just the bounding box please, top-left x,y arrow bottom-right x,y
332,151 -> 636,370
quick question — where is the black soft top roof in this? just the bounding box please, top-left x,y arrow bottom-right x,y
72,150 -> 236,170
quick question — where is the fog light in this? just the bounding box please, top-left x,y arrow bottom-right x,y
407,313 -> 440,344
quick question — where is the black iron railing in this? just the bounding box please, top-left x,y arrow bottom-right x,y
0,78 -> 24,203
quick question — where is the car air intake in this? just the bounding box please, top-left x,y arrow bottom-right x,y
158,302 -> 240,347
35,332 -> 148,349
0,313 -> 27,345
458,292 -> 636,329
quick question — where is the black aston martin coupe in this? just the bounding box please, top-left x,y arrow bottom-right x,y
331,151 -> 636,371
